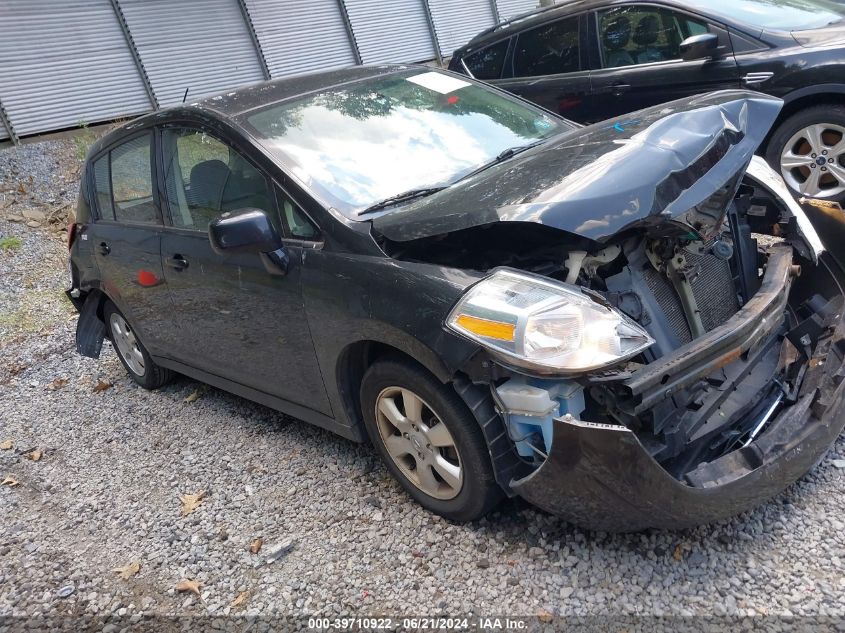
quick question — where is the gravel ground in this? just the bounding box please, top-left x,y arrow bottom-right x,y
2,140 -> 845,627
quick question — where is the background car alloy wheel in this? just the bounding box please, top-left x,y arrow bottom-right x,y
374,386 -> 463,500
779,123 -> 845,198
109,312 -> 146,377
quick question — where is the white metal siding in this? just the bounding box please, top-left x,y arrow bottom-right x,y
430,0 -> 497,57
345,0 -> 436,64
0,0 -> 151,137
245,0 -> 356,78
495,0 -> 539,21
120,0 -> 265,107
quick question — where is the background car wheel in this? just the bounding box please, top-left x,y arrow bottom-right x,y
360,357 -> 502,522
766,105 -> 845,202
103,301 -> 173,390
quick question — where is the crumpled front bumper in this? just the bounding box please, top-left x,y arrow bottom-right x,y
510,254 -> 845,532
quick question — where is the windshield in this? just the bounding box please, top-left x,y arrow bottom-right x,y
688,0 -> 844,30
242,70 -> 568,215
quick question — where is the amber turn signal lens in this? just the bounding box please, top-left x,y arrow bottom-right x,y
454,314 -> 515,342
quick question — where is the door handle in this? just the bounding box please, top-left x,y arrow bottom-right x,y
98,242 -> 110,256
165,255 -> 189,271
611,83 -> 631,96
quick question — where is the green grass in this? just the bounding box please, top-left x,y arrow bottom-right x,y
0,236 -> 22,251
73,121 -> 98,161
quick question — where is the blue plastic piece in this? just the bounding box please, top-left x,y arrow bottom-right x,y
498,378 -> 585,458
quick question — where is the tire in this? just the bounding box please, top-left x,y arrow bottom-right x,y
765,105 -> 845,203
103,301 -> 174,390
360,357 -> 503,522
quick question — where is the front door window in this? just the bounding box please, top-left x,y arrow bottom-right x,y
160,128 -> 275,231
597,6 -> 709,68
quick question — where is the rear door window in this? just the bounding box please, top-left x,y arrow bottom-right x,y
91,132 -> 159,224
463,39 -> 509,79
513,17 -> 580,78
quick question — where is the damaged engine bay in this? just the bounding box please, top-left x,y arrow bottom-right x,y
380,161 -> 839,490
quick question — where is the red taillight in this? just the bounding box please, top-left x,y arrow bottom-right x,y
67,222 -> 78,250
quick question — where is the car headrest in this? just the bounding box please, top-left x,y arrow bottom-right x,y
633,15 -> 661,47
189,159 -> 230,210
603,16 -> 632,51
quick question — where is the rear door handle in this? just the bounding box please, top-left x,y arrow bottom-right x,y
611,83 -> 631,96
98,242 -> 110,256
165,255 -> 189,271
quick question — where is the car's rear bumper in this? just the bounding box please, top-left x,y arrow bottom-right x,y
511,251 -> 845,532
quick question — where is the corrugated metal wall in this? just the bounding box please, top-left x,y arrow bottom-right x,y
0,0 -> 540,142
342,0 -> 437,64
0,0 -> 152,138
244,0 -> 358,77
430,0 -> 498,57
119,0 -> 266,107
494,0 -> 539,20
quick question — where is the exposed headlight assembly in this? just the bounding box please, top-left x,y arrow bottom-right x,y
446,269 -> 654,374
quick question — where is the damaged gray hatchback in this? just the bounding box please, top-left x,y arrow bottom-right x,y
68,66 -> 845,531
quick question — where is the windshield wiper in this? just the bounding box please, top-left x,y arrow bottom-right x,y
454,139 -> 547,184
358,187 -> 446,215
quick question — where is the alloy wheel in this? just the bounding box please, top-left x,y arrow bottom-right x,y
780,123 -> 845,198
374,386 -> 463,500
109,313 -> 146,377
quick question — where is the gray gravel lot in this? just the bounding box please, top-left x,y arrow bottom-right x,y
2,140 -> 845,625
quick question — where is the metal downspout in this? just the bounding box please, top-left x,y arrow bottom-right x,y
336,0 -> 363,65
0,98 -> 19,146
420,0 -> 444,65
236,0 -> 272,80
109,0 -> 158,109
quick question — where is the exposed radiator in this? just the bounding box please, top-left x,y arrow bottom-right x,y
642,250 -> 740,347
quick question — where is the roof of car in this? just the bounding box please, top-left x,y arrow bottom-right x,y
191,64 -> 410,118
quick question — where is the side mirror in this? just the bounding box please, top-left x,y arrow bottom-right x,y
680,33 -> 719,61
209,208 -> 282,256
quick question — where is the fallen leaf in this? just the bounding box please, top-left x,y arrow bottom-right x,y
184,389 -> 202,403
230,591 -> 248,608
25,449 -> 43,462
2,475 -> 19,487
537,609 -> 554,623
0,439 -> 13,450
112,561 -> 141,580
179,490 -> 206,516
673,544 -> 683,561
93,380 -> 112,393
176,579 -> 202,596
48,377 -> 69,390
249,538 -> 263,554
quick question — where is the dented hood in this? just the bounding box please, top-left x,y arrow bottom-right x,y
372,91 -> 783,243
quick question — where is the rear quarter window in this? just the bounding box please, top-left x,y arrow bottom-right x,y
91,132 -> 159,225
92,154 -> 114,220
463,39 -> 509,79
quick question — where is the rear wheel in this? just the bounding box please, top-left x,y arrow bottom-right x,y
103,301 -> 173,390
766,105 -> 845,202
360,357 -> 502,522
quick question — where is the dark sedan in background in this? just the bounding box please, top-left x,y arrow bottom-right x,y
449,0 -> 845,202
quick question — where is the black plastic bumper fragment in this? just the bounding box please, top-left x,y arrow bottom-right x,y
74,291 -> 105,359
511,254 -> 845,531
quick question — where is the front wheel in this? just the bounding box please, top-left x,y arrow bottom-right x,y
360,357 -> 502,522
103,301 -> 173,390
766,105 -> 845,202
